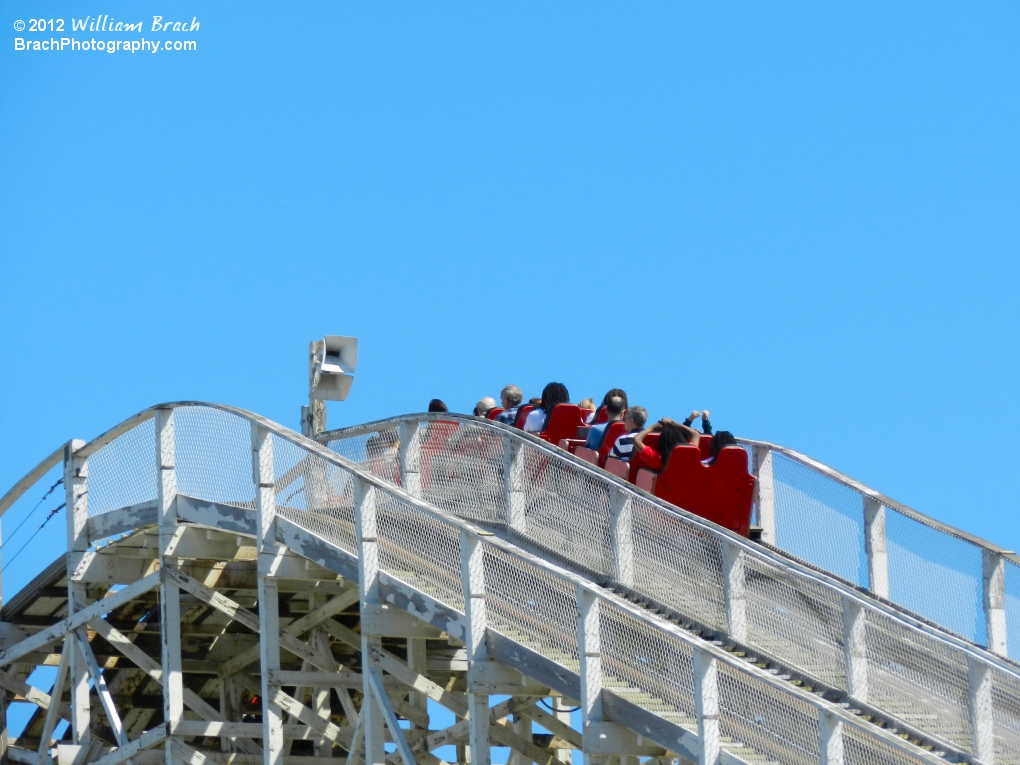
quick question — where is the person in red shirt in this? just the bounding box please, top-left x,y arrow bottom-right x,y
629,417 -> 702,482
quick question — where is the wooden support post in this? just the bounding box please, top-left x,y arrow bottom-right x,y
818,711 -> 844,765
967,656 -> 995,765
156,409 -> 183,765
503,437 -> 527,535
577,586 -> 606,765
309,596 -> 332,758
460,532 -> 490,765
64,438 -> 90,747
397,423 -> 421,498
840,599 -> 868,703
407,638 -> 428,731
253,424 -> 285,765
74,629 -> 128,746
509,714 -> 530,765
36,640 -> 71,765
721,542 -> 746,642
751,446 -> 775,545
356,478 -> 385,765
550,698 -> 571,764
983,550 -> 1008,658
693,648 -> 719,765
609,488 -> 634,588
863,496 -> 888,599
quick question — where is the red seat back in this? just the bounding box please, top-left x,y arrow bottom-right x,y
575,446 -> 599,465
513,405 -> 533,429
540,404 -> 587,444
653,446 -> 755,536
635,468 -> 657,493
597,421 -> 629,466
605,458 -> 629,480
698,434 -> 712,461
593,406 -> 609,424
486,407 -> 504,421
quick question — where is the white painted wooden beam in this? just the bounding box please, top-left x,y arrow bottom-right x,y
355,477 -> 386,765
693,648 -> 719,765
609,488 -> 634,588
983,549 -> 1007,658
63,439 -> 90,747
460,531 -> 490,765
751,446 -> 775,545
721,542 -> 746,643
840,599 -> 867,703
863,497 -> 888,599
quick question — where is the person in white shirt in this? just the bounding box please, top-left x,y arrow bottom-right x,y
523,382 -> 570,433
608,406 -> 648,461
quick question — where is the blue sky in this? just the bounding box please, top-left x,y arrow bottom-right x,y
1,0 -> 1018,741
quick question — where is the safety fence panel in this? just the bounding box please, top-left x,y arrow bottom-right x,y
0,404 -> 1004,765
320,414 -> 1020,762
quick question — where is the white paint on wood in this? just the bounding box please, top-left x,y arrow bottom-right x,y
818,711 -> 844,765
841,599 -> 868,703
983,550 -> 1007,658
968,656 -> 994,765
863,497 -> 888,599
693,648 -> 719,765
609,489 -> 634,588
721,543 -> 746,642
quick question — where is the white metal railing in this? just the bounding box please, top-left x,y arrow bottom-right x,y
0,402 -> 950,765
318,412 -> 1020,763
743,439 -> 1016,658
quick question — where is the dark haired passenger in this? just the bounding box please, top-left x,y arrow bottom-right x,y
495,385 -> 524,425
523,382 -> 570,433
608,406 -> 648,462
586,388 -> 629,424
630,418 -> 701,475
703,431 -> 737,465
428,399 -> 448,413
683,409 -> 713,435
584,396 -> 626,450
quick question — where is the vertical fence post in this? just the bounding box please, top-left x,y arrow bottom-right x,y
818,710 -> 845,765
840,598 -> 868,702
253,424 -> 284,765
751,446 -> 775,545
693,648 -> 720,765
63,439 -> 91,748
967,656 -> 995,765
983,550 -> 1008,658
460,531 -> 491,765
609,487 -> 634,588
721,542 -> 747,642
503,436 -> 527,535
156,409 -> 184,765
355,477 -> 385,765
863,496 -> 889,599
577,586 -> 605,765
398,422 -> 421,498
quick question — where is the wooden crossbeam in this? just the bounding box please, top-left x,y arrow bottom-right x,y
89,618 -> 263,757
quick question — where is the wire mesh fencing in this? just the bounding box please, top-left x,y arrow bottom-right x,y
321,414 -> 1020,761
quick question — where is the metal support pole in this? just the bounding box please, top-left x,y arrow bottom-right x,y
397,422 -> 421,498
863,496 -> 889,599
64,438 -> 90,747
840,598 -> 868,702
968,656 -> 995,765
503,437 -> 527,535
751,446 -> 775,545
693,648 -> 719,765
818,710 -> 845,765
983,550 -> 1008,658
609,488 -> 634,588
253,424 -> 284,765
460,531 -> 490,765
721,542 -> 747,642
156,410 -> 184,765
355,478 -> 385,765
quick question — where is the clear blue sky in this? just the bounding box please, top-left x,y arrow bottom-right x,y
1,0 -> 1018,664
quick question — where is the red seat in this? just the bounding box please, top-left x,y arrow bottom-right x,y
593,406 -> 608,424
486,407 -> 505,420
653,446 -> 755,536
635,468 -> 657,493
558,438 -> 585,454
605,458 -> 629,480
513,405 -> 534,429
698,434 -> 712,461
627,433 -> 660,483
596,421 -> 629,467
539,404 -> 588,445
575,446 -> 599,465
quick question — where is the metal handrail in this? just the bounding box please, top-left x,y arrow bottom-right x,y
0,401 -> 948,765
